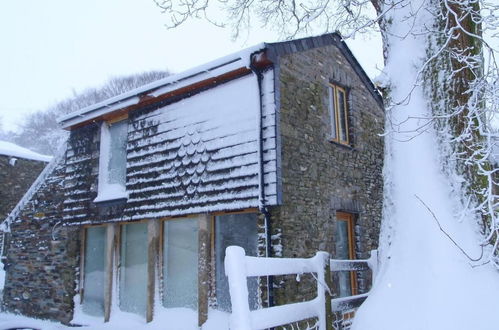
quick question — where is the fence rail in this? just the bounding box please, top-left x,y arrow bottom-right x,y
225,247 -> 378,330
330,250 -> 378,313
225,246 -> 328,330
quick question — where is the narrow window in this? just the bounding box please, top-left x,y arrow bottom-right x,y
120,222 -> 148,316
94,119 -> 128,203
215,213 -> 258,312
329,84 -> 350,145
163,218 -> 199,310
82,226 -> 106,316
335,212 -> 357,297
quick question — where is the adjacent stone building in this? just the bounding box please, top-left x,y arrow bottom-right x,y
0,141 -> 52,255
0,141 -> 52,222
2,33 -> 384,328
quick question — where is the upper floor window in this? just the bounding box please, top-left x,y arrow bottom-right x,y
328,84 -> 350,145
94,118 -> 128,203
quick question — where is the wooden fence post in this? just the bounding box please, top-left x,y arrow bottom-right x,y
146,219 -> 160,323
325,262 -> 334,330
226,246 -> 252,330
104,223 -> 117,322
198,214 -> 211,327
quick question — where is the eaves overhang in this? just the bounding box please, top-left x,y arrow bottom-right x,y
57,43 -> 270,130
58,32 -> 383,130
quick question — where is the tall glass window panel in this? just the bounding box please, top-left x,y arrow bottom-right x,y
83,226 -> 106,316
95,119 -> 128,203
215,213 -> 258,312
163,218 -> 199,310
328,86 -> 338,140
107,120 -> 128,186
329,85 -> 349,145
120,222 -> 148,317
335,213 -> 356,297
336,89 -> 348,143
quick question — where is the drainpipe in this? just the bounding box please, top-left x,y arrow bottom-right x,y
250,52 -> 275,309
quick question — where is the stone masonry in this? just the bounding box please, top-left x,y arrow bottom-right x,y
0,156 -> 47,221
2,158 -> 80,324
269,44 -> 384,306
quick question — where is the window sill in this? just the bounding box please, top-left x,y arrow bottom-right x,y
93,185 -> 128,204
328,139 -> 355,151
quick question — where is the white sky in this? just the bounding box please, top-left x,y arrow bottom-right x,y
0,0 -> 383,132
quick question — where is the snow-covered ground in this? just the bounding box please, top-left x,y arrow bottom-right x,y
0,140 -> 52,162
0,309 -> 230,330
352,1 -> 499,329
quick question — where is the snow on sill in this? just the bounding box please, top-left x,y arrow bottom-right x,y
93,185 -> 128,204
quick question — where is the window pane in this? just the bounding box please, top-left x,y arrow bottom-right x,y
329,87 -> 338,139
163,218 -> 198,310
337,89 -> 348,143
215,213 -> 258,312
83,226 -> 106,316
120,222 -> 148,317
336,220 -> 352,297
108,120 -> 128,186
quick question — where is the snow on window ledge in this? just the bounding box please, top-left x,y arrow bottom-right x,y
93,183 -> 128,204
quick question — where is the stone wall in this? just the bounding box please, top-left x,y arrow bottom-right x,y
269,44 -> 384,305
0,156 -> 47,221
2,158 -> 80,324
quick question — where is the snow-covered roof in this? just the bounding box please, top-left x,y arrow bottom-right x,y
0,141 -> 52,162
57,43 -> 266,129
62,71 -> 279,224
57,33 -> 382,130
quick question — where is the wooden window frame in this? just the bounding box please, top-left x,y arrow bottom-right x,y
336,211 -> 358,295
80,223 -> 116,322
94,117 -> 129,204
118,220 -> 155,321
79,209 -> 257,324
159,216 -> 201,309
210,209 -> 258,310
328,83 -> 350,145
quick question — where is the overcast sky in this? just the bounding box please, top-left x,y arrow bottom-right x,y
0,0 -> 383,132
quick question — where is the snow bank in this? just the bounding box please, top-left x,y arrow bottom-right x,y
0,140 -> 52,162
352,1 -> 499,329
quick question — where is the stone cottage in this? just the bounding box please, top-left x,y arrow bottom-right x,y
2,33 -> 384,327
0,141 -> 52,253
0,141 -> 52,221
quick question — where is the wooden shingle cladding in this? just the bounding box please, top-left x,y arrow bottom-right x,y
63,125 -> 100,223
62,71 -> 278,224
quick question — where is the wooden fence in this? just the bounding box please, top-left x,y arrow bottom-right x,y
330,250 -> 378,313
225,247 -> 378,330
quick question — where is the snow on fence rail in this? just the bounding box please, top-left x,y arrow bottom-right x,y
225,246 -> 329,330
330,250 -> 378,312
225,247 -> 378,330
